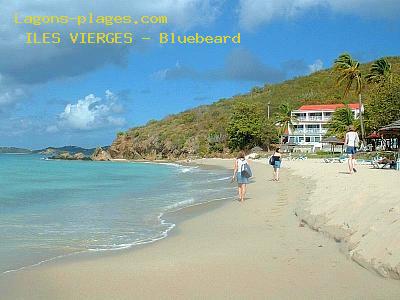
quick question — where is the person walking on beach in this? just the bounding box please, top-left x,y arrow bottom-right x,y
344,125 -> 360,174
270,148 -> 282,181
232,151 -> 250,202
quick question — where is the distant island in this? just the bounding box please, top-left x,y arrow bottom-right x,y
33,145 -> 109,156
35,146 -> 111,161
0,145 -> 111,161
0,147 -> 32,154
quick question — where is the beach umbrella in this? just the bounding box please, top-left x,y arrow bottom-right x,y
366,132 -> 381,151
321,136 -> 344,156
367,132 -> 381,139
378,120 -> 400,153
378,120 -> 400,136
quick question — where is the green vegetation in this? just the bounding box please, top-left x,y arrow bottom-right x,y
332,53 -> 365,140
326,56 -> 397,139
333,53 -> 363,99
326,106 -> 356,139
365,58 -> 393,84
275,102 -> 297,145
227,101 -> 276,151
113,56 -> 400,159
364,74 -> 400,132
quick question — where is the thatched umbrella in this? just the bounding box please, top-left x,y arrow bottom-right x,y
378,120 -> 400,152
378,120 -> 400,136
321,136 -> 344,156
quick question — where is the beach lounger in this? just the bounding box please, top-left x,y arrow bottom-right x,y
323,156 -> 346,163
371,160 -> 394,169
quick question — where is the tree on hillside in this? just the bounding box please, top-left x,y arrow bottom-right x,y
251,86 -> 263,96
275,102 -> 297,145
227,102 -> 276,151
365,58 -> 392,84
326,106 -> 356,139
333,53 -> 365,141
364,75 -> 400,132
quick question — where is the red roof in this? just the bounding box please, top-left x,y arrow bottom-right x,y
298,103 -> 360,111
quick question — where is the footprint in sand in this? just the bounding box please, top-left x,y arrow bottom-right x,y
264,184 -> 292,229
269,188 -> 289,219
264,219 -> 274,230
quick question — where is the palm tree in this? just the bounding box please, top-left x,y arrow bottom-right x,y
333,53 -> 365,142
275,102 -> 297,145
365,58 -> 392,84
326,106 -> 355,139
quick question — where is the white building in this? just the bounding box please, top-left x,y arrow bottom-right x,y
287,103 -> 360,148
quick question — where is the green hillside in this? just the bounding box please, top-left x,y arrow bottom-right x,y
109,56 -> 400,160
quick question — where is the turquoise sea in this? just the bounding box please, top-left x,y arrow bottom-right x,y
0,154 -> 235,274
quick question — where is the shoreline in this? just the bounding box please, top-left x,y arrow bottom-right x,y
0,160 -> 234,276
1,159 -> 400,299
2,195 -> 233,277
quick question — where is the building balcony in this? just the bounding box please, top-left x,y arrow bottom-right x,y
308,116 -> 322,121
293,129 -> 305,134
292,129 -> 327,134
294,116 -> 332,122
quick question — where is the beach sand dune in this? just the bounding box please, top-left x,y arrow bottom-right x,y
288,159 -> 400,280
1,159 -> 399,299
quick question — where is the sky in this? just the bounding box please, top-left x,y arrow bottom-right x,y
0,0 -> 399,149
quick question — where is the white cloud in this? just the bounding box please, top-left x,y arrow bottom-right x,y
0,1 -> 224,110
46,125 -> 59,133
308,59 -> 323,73
0,1 -> 223,83
55,90 -> 125,131
0,84 -> 26,112
0,116 -> 44,137
0,87 -> 24,106
152,61 -> 182,80
152,49 -> 286,83
238,0 -> 400,30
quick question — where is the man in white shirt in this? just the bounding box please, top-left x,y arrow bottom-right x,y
344,125 -> 360,174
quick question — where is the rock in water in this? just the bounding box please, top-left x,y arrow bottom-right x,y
91,147 -> 111,161
73,152 -> 86,160
59,152 -> 73,159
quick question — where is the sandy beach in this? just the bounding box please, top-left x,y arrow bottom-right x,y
1,158 -> 400,299
288,159 -> 400,279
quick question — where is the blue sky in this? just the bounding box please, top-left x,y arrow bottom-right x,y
0,0 -> 399,149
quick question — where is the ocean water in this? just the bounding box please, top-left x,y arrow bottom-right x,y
0,154 -> 235,274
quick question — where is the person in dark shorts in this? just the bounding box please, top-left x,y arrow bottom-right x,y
271,148 -> 282,181
344,125 -> 360,174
